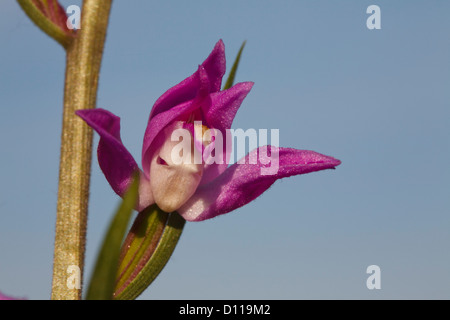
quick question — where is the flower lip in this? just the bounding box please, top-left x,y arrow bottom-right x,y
149,121 -> 204,212
156,156 -> 168,166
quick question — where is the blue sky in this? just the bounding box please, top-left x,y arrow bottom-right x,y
1,0 -> 449,299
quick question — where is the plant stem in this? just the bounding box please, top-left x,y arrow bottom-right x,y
51,0 -> 112,300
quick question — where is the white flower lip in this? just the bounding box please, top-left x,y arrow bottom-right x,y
149,125 -> 203,213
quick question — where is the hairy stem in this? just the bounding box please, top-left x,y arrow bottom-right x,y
51,0 -> 112,300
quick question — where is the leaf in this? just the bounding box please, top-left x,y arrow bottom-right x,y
85,175 -> 139,300
223,41 -> 246,90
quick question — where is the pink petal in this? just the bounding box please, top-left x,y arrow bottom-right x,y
199,81 -> 254,185
76,109 -> 153,210
141,66 -> 213,177
141,100 -> 198,177
148,40 -> 226,120
178,147 -> 341,221
204,82 -> 254,132
0,290 -> 24,300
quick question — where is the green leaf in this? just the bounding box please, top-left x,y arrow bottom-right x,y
223,41 -> 246,90
85,175 -> 139,300
114,209 -> 185,300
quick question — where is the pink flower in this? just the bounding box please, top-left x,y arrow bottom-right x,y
0,291 -> 24,300
76,40 -> 340,221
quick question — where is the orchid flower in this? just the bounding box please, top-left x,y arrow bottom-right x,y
76,40 -> 340,222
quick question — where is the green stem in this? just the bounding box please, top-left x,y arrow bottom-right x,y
51,0 -> 112,300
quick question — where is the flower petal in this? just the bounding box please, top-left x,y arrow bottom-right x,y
199,81 -> 254,185
204,82 -> 254,133
141,99 -> 200,177
141,66 -> 213,177
0,290 -> 24,300
148,40 -> 226,120
178,147 -> 341,221
76,109 -> 153,210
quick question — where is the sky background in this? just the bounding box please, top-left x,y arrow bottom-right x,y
1,0 -> 449,300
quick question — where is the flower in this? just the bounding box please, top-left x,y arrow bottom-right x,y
0,290 -> 24,300
76,40 -> 340,222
